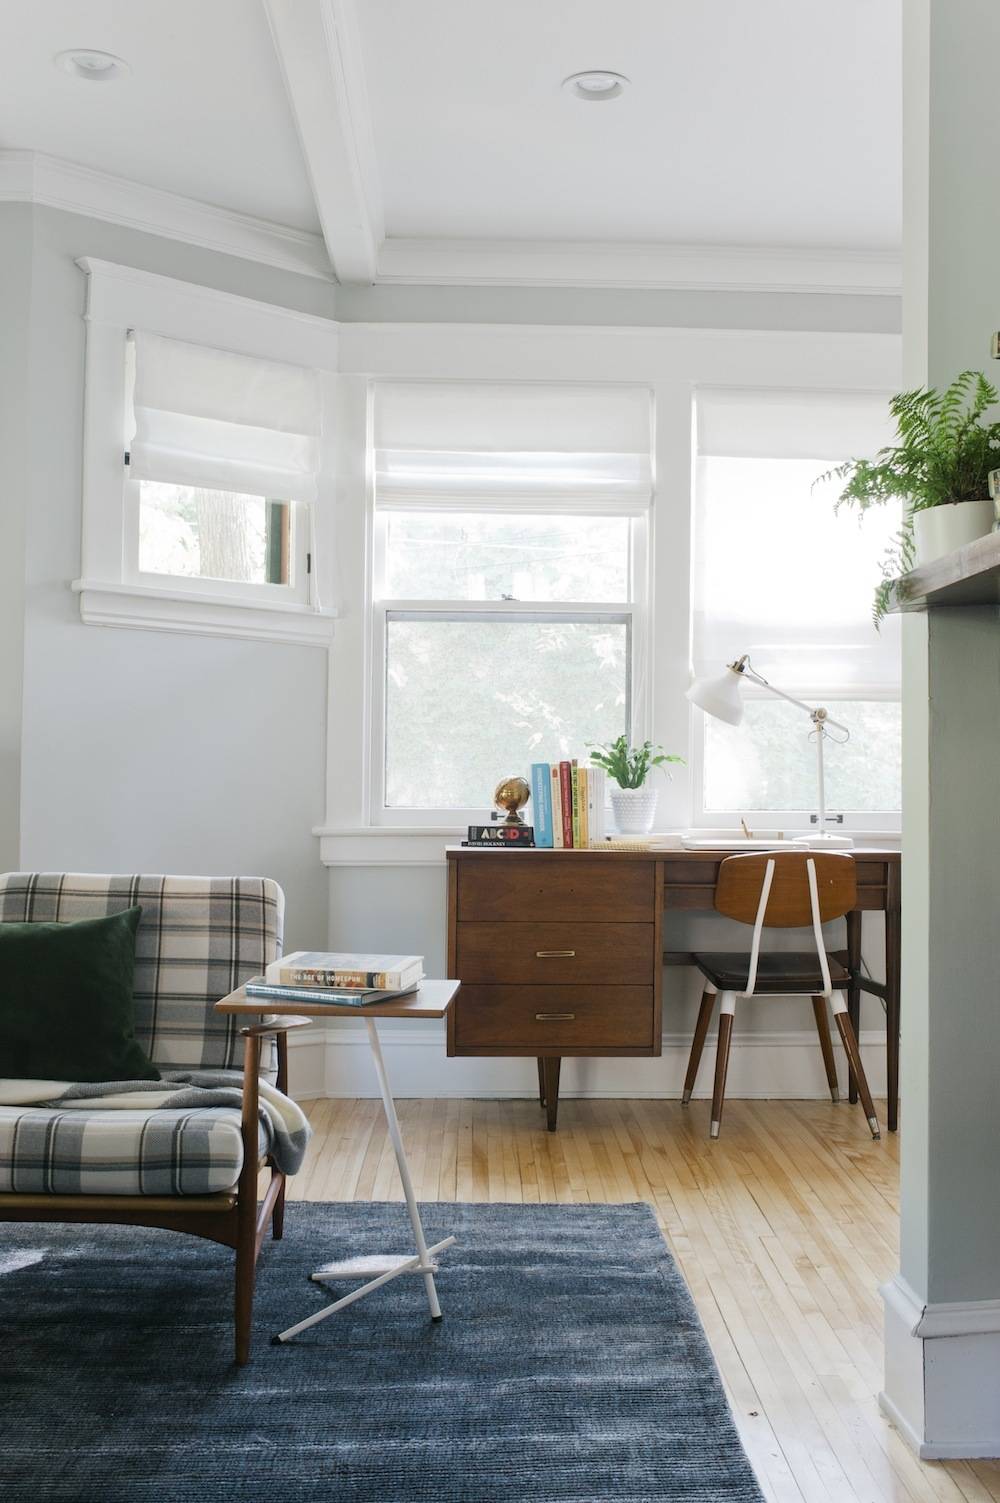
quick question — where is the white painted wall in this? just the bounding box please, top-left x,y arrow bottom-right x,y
6,204 -> 335,950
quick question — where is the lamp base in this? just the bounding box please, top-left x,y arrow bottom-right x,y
801,831 -> 854,850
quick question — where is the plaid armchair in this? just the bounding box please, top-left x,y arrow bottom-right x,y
0,873 -> 309,1363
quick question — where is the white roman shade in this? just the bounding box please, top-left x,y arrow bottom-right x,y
693,388 -> 901,693
129,332 -> 322,503
696,386 -> 893,461
374,381 -> 653,510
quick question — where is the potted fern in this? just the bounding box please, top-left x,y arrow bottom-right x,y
827,370 -> 1000,623
587,735 -> 684,835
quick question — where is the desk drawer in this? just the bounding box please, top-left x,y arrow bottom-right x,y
456,922 -> 653,985
457,859 -> 653,923
454,985 -> 654,1051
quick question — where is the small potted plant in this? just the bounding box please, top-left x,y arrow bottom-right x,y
588,735 -> 684,835
826,369 -> 1000,624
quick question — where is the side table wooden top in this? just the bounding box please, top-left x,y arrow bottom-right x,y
215,979 -> 460,1021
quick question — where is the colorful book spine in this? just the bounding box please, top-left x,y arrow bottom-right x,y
570,759 -> 580,848
246,981 -> 381,1007
550,764 -> 564,847
531,763 -> 553,848
576,765 -> 589,849
282,965 -> 415,989
588,766 -> 605,846
558,760 -> 574,847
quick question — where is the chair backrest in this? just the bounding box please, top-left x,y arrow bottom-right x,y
714,851 -> 856,927
0,873 -> 284,1072
715,851 -> 856,998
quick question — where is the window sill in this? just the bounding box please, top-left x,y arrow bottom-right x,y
72,579 -> 338,648
315,826 -> 463,866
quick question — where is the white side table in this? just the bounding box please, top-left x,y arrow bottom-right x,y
217,979 -> 460,1345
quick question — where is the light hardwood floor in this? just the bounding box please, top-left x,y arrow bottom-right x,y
289,1095 -> 1000,1503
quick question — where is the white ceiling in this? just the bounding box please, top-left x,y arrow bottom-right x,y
0,0 -> 902,287
359,0 -> 901,251
0,0 -> 320,232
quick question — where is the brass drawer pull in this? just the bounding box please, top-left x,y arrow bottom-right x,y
535,950 -> 576,959
535,1012 -> 576,1022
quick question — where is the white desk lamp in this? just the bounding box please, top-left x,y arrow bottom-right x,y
686,655 -> 853,849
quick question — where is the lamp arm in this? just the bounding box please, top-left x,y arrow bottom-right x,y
735,659 -> 849,737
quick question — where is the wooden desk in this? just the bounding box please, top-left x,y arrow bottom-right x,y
217,979 -> 460,1341
446,847 -> 901,1132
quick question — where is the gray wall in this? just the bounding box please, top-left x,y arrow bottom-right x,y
6,205 -> 334,951
899,0 -> 1000,1305
335,281 -> 900,334
0,205 -> 33,872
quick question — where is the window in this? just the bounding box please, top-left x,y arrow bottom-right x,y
74,259 -> 337,646
369,381 -> 652,823
692,389 -> 902,831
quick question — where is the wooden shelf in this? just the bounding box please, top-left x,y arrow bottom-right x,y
890,529 -> 1000,611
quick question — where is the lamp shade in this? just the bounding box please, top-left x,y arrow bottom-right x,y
686,665 -> 745,726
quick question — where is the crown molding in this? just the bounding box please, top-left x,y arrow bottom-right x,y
263,0 -> 382,284
376,236 -> 902,296
0,150 -> 333,282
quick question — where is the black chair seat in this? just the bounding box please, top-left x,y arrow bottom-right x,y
693,951 -> 851,994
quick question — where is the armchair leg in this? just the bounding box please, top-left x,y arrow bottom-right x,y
272,1172 -> 286,1241
234,1196 -> 257,1366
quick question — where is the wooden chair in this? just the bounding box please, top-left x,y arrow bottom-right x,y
680,851 -> 880,1140
0,872 -> 310,1364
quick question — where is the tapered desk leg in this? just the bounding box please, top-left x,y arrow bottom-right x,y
886,865 -> 901,1133
365,1017 -> 442,1320
845,911 -> 862,1104
542,1057 -> 561,1132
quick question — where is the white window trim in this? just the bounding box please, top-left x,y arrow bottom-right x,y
74,258 -> 340,647
315,325 -> 903,866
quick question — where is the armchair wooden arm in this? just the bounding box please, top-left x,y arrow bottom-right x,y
239,1016 -> 312,1037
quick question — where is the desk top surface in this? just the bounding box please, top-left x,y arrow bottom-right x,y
215,979 -> 460,1020
446,844 -> 900,863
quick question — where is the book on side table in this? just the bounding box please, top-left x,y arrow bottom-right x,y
244,950 -> 425,1009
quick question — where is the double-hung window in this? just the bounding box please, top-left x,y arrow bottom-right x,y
369,381 -> 653,824
691,388 -> 902,833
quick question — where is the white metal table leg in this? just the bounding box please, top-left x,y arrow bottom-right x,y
365,1016 -> 443,1320
273,1013 -> 454,1346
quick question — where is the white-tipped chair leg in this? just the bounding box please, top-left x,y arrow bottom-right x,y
710,992 -> 736,1139
682,982 -> 716,1105
830,992 -> 880,1139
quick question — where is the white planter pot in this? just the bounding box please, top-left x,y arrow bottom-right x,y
609,785 -> 658,835
913,499 -> 994,565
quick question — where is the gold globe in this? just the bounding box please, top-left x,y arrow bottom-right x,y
494,775 -> 531,826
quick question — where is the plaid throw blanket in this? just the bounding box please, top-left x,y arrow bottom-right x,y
0,1071 -> 311,1177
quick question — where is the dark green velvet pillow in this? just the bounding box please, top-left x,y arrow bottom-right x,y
0,906 -> 159,1081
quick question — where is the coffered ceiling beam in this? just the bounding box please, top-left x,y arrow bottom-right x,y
263,0 -> 382,285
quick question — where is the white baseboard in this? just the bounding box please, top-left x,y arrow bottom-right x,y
287,1025 -> 888,1104
881,1273 -> 1000,1459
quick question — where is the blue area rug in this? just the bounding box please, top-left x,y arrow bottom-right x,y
1,1201 -> 761,1502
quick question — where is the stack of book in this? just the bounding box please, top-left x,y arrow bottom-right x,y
245,952 -> 424,1009
529,761 -> 607,849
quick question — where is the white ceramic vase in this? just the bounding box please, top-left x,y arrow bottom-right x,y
610,785 -> 658,835
913,499 -> 994,565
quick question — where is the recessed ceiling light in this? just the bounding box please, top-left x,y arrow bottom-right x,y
55,49 -> 130,82
562,70 -> 628,102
